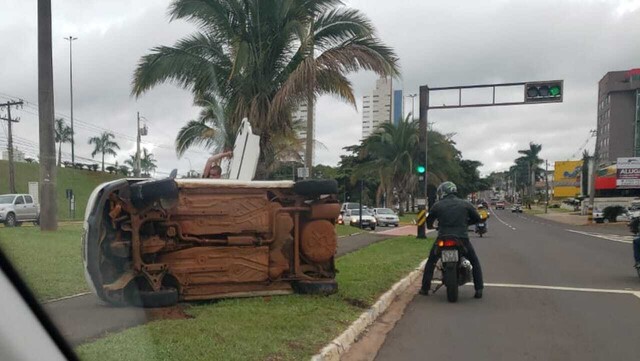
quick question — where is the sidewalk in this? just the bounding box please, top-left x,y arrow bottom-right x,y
534,212 -> 590,226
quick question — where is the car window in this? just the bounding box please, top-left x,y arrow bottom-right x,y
24,196 -> 33,204
0,195 -> 15,204
377,209 -> 394,214
14,196 -> 25,205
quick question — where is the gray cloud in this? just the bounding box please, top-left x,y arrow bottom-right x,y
2,0 -> 639,177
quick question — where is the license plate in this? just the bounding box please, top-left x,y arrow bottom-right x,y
441,250 -> 459,263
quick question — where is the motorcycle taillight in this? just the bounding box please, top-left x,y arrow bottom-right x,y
437,239 -> 458,247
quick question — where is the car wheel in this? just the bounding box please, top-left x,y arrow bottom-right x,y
370,225 -> 376,231
4,213 -> 16,227
293,179 -> 338,196
130,178 -> 179,209
394,224 -> 399,227
292,279 -> 338,295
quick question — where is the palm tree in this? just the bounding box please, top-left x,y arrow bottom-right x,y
88,132 -> 120,171
516,142 -> 544,201
125,148 -> 157,177
132,0 -> 399,177
54,118 -> 73,166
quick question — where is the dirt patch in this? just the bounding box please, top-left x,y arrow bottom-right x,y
145,305 -> 193,321
344,297 -> 370,309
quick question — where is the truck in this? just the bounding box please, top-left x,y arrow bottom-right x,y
0,194 -> 40,227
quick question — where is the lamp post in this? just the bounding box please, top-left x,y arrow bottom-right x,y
64,35 -> 77,164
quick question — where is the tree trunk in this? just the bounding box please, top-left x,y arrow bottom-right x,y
102,152 -> 105,172
57,142 -> 61,166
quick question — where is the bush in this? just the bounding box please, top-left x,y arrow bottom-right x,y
603,205 -> 626,222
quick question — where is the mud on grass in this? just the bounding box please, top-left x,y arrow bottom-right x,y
76,236 -> 433,361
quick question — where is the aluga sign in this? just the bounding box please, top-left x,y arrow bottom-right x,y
616,157 -> 640,189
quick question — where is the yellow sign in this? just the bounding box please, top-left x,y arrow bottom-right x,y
417,210 -> 427,226
554,160 -> 583,198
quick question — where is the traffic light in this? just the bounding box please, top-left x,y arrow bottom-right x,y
416,165 -> 426,174
524,80 -> 563,103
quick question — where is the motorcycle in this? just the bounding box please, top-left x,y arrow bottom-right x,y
628,217 -> 640,279
433,236 -> 474,302
475,222 -> 487,237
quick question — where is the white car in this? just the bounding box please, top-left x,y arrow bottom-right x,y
372,208 -> 399,227
0,194 -> 40,227
347,209 -> 377,230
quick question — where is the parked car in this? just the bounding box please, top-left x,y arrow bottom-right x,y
372,208 -> 399,227
83,119 -> 341,307
346,209 -> 377,230
511,204 -> 523,213
0,194 -> 39,227
495,201 -> 506,210
340,202 -> 366,214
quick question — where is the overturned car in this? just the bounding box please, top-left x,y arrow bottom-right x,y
82,120 -> 340,307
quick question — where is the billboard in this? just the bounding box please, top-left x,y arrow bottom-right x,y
616,157 -> 640,189
554,160 -> 582,197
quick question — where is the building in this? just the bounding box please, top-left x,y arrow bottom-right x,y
392,90 -> 403,126
1,147 -> 25,163
362,77 -> 392,138
596,68 -> 640,163
292,102 -> 308,140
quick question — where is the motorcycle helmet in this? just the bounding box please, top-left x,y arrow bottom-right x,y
436,181 -> 458,200
477,204 -> 485,209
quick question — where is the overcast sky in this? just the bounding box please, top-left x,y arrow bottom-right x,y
1,0 -> 639,177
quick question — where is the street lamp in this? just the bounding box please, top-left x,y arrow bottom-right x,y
64,36 -> 77,164
405,93 -> 417,120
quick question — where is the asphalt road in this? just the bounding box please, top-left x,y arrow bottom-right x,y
44,230 -> 394,346
375,210 -> 640,360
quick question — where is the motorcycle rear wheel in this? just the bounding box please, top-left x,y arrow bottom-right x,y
444,265 -> 459,303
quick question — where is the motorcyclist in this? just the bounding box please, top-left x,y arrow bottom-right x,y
628,217 -> 640,273
420,181 -> 485,299
476,204 -> 489,233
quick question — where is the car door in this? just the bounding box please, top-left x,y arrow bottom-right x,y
23,195 -> 36,220
13,196 -> 26,221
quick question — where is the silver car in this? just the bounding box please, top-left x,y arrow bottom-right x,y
0,194 -> 40,227
372,208 -> 400,227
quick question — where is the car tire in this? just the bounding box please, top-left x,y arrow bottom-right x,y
128,288 -> 179,308
130,178 -> 179,209
293,179 -> 338,196
394,224 -> 399,227
292,279 -> 338,295
370,225 -> 376,231
4,213 -> 16,227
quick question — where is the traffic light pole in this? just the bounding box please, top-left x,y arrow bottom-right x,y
417,86 -> 429,239
417,80 -> 563,239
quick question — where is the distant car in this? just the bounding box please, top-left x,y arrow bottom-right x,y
346,209 -> 377,230
340,202 -> 366,214
0,194 -> 40,227
495,201 -> 505,210
372,208 -> 399,227
511,204 -> 523,213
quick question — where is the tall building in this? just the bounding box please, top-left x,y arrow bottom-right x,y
362,77 -> 392,138
292,102 -> 308,140
596,69 -> 640,163
392,90 -> 404,126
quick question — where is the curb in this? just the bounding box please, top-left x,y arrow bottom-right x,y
310,260 -> 427,361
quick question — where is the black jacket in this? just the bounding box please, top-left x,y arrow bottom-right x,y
426,194 -> 482,239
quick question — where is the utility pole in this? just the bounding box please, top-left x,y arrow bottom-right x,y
64,35 -> 77,164
135,112 -> 141,177
544,160 -> 549,214
304,28 -> 315,179
0,100 -> 23,193
417,86 -> 429,239
38,0 -> 58,230
406,93 -> 417,119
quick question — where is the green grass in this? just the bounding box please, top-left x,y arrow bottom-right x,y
336,224 -> 364,236
399,212 -> 418,224
0,224 -> 88,301
76,236 -> 433,361
0,160 -> 122,221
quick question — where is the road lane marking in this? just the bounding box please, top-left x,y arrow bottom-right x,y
44,292 -> 92,304
490,209 -> 517,230
484,282 -> 640,295
566,229 -> 633,244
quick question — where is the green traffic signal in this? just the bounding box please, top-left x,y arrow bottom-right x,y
549,85 -> 561,96
416,165 -> 426,174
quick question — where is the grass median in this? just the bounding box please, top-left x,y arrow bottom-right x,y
0,224 -> 88,301
76,236 -> 433,361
